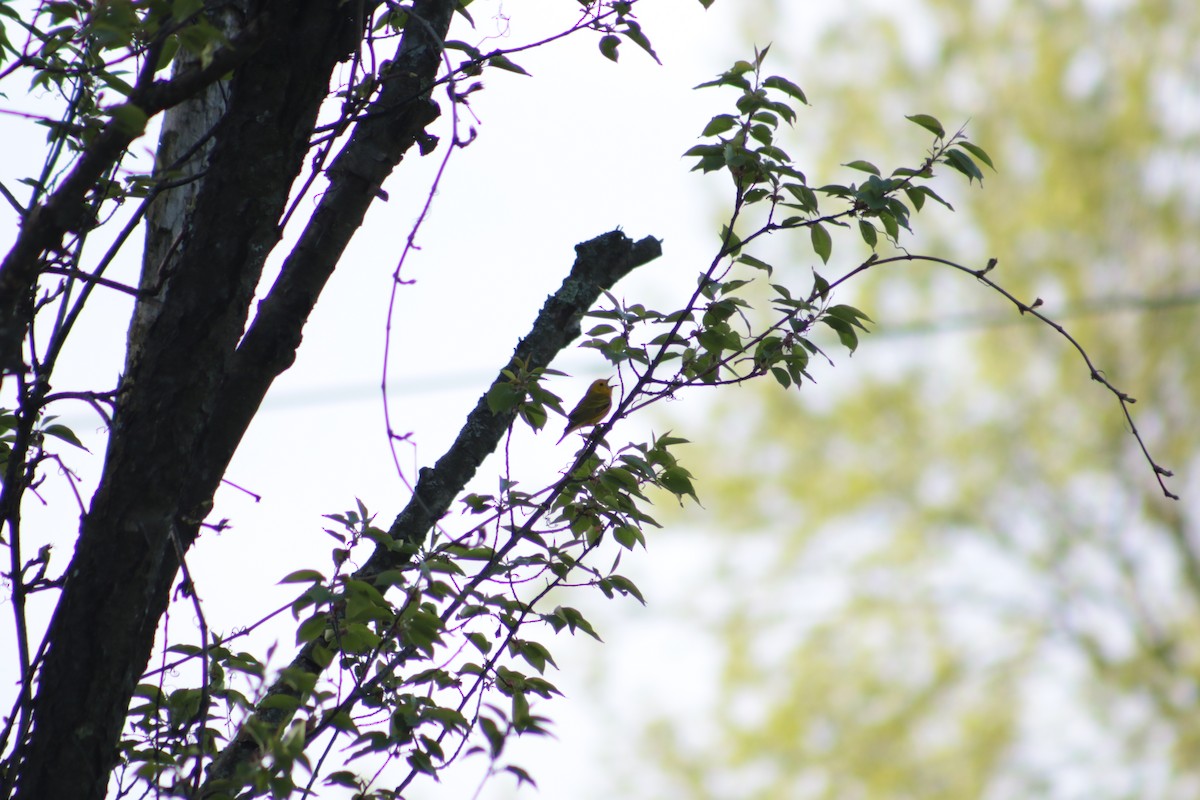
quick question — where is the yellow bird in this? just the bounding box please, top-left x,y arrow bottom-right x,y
556,379 -> 614,444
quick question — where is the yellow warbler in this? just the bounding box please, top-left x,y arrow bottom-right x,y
556,379 -> 613,444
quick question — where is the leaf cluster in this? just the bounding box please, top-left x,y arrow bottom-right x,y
0,0 -> 222,162
403,46 -> 1007,791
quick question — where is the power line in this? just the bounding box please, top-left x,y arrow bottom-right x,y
264,291 -> 1200,409
40,292 -> 1200,423
878,288 -> 1200,337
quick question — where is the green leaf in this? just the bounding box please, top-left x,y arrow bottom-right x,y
907,184 -> 954,211
757,144 -> 791,163
613,524 -> 644,550
750,110 -> 781,128
453,0 -> 475,24
958,140 -> 996,170
736,253 -> 774,274
765,101 -> 797,124
485,381 -> 522,414
810,222 -> 832,264
519,403 -> 547,431
511,639 -> 557,673
326,771 -> 360,789
505,765 -> 538,789
165,643 -> 202,657
763,74 -> 808,105
444,40 -> 483,57
486,53 -> 530,76
843,160 -> 881,176
701,114 -> 739,136
694,72 -> 752,91
858,220 -> 878,248
821,316 -> 861,353
279,569 -> 326,584
296,614 -> 328,645
749,123 -> 776,146
312,642 -> 336,671
340,622 -> 382,654
783,183 -> 818,214
599,34 -> 620,62
921,185 -> 954,210
817,183 -> 853,198
42,423 -> 87,450
407,749 -> 438,775
944,148 -> 984,183
683,143 -> 722,158
620,20 -> 661,64
881,210 -> 901,241
826,304 -> 874,329
603,574 -> 646,604
904,185 -> 927,212
659,466 -> 699,504
906,113 -> 945,138
718,225 -> 743,258
94,64 -> 136,97
546,605 -> 603,640
107,102 -> 148,136
812,270 -> 831,300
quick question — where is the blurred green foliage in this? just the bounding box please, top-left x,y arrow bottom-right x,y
622,1 -> 1200,798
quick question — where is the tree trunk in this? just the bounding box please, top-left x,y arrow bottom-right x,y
12,1 -> 371,796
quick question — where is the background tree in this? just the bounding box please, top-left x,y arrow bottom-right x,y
587,2 -> 1200,798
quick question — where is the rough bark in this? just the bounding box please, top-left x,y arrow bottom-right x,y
12,1 -> 369,797
0,8 -> 270,374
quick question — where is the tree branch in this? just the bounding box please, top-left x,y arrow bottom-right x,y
0,8 -> 271,373
199,0 -> 459,485
201,228 -> 661,791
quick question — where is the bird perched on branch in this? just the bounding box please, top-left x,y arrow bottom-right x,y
557,379 -> 613,444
